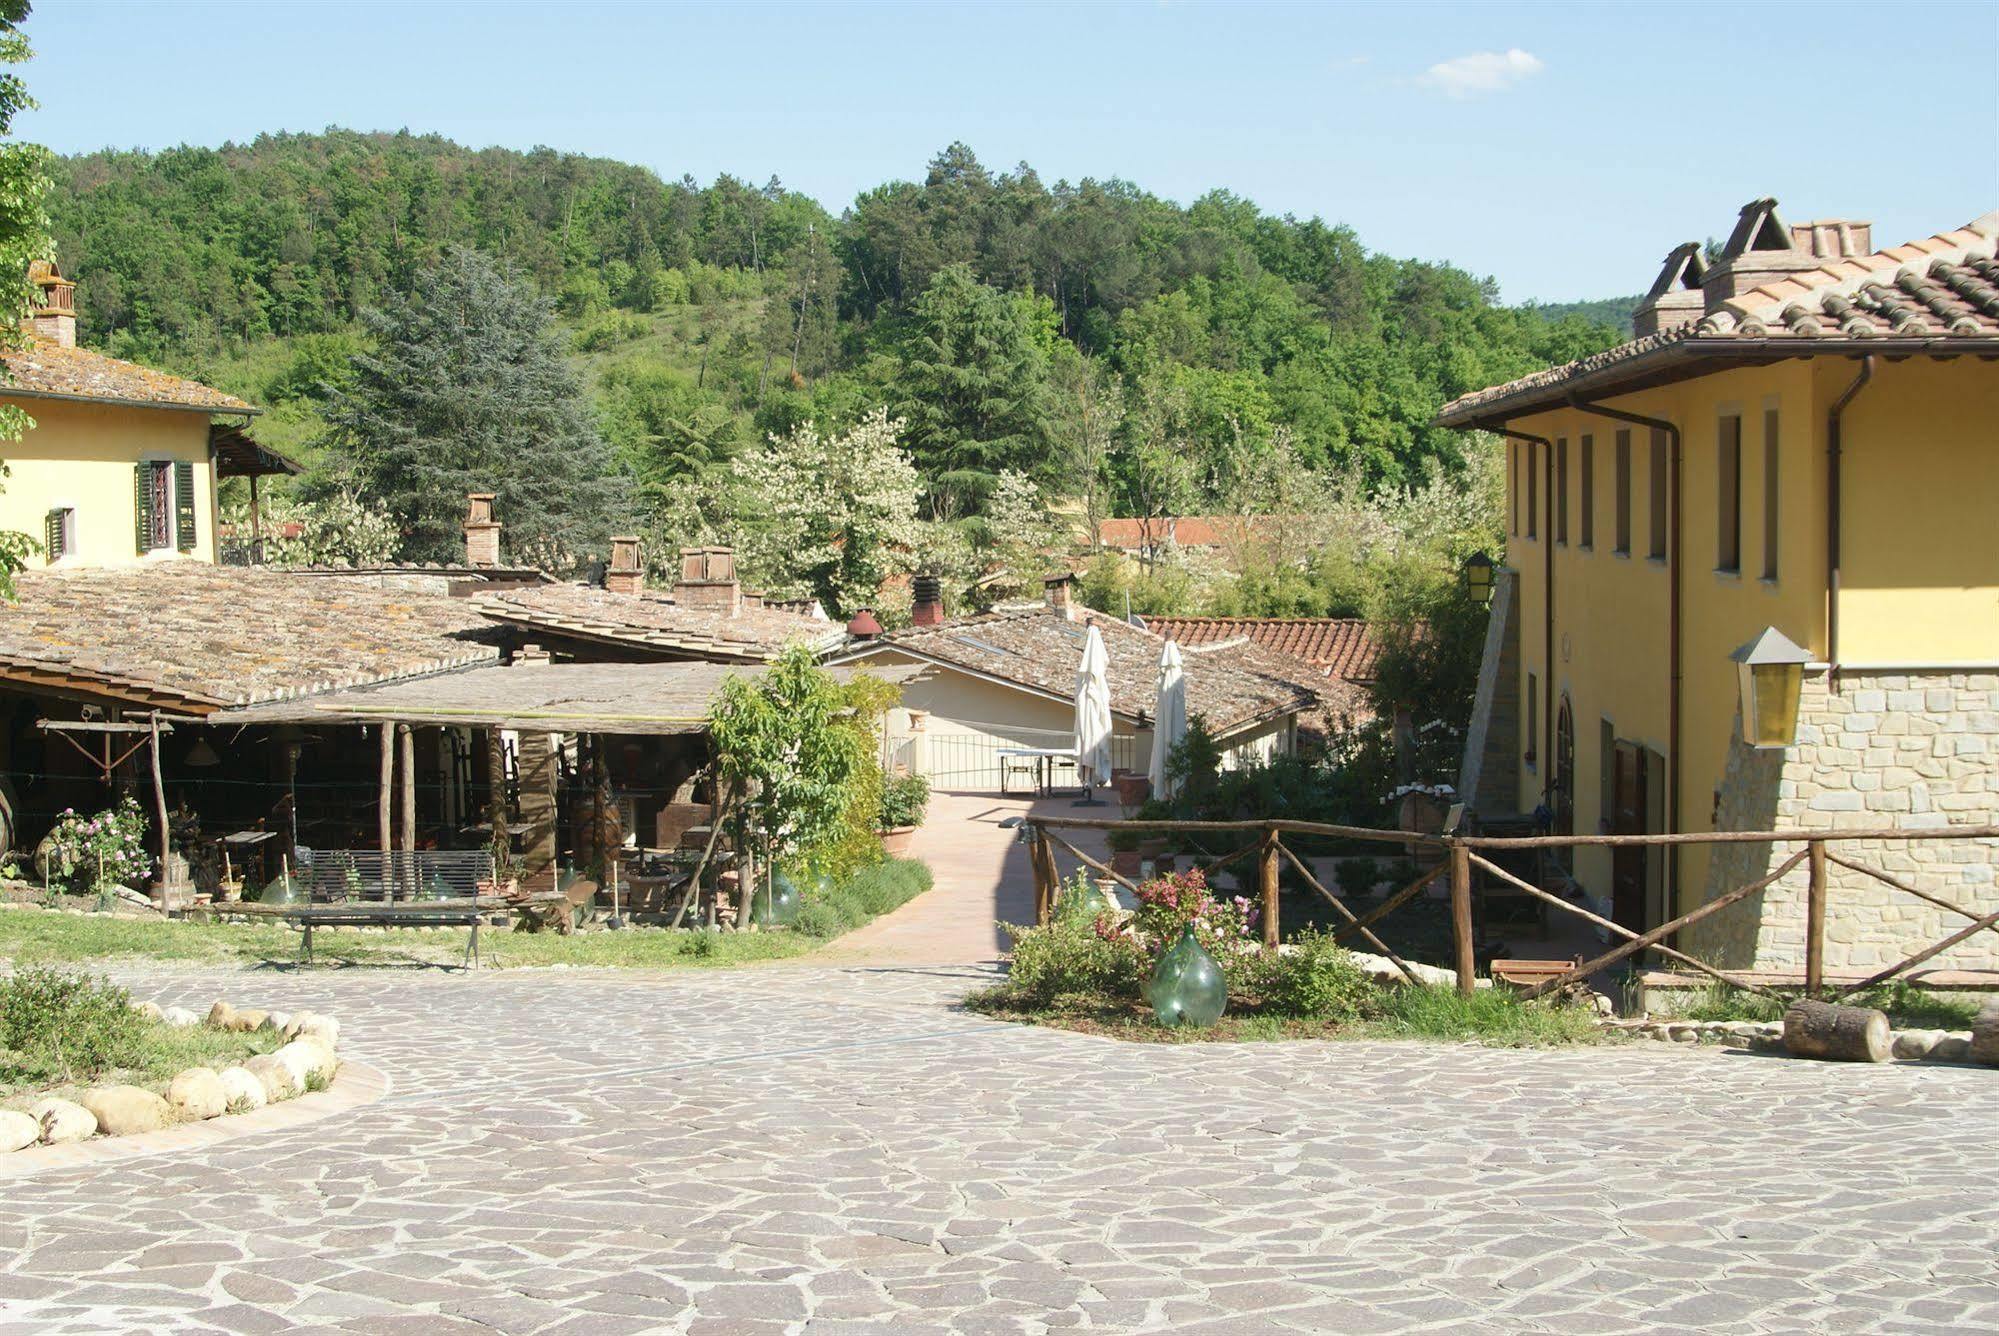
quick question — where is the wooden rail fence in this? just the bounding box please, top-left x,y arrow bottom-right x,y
1024,816 -> 1999,1000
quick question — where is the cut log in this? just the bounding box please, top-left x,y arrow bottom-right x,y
1972,1002 -> 1999,1068
1783,999 -> 1890,1063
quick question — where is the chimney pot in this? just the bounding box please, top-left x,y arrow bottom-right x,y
24,259 -> 75,348
1701,198 -> 1822,311
464,493 -> 501,568
911,573 -> 945,626
673,545 -> 740,617
1788,219 -> 1873,260
606,535 -> 644,596
1043,571 -> 1077,620
847,608 -> 883,638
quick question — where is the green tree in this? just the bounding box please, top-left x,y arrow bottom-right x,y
889,263 -> 1056,514
0,0 -> 50,599
323,246 -> 623,566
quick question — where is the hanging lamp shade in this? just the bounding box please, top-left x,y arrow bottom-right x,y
1730,626 -> 1812,748
1146,923 -> 1227,1027
184,738 -> 221,768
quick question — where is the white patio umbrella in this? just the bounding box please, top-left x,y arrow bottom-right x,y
1148,638 -> 1186,801
1072,623 -> 1113,804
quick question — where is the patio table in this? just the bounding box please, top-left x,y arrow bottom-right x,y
997,746 -> 1077,797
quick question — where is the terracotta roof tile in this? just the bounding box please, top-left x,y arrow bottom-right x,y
0,564 -> 501,710
0,339 -> 251,413
1438,210 -> 1999,426
1139,617 -> 1385,683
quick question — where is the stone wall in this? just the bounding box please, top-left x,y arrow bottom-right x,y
1689,670 -> 1998,971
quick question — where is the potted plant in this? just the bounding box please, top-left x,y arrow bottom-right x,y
1111,768 -> 1151,813
1107,824 -> 1143,877
1134,797 -> 1173,861
877,773 -> 930,857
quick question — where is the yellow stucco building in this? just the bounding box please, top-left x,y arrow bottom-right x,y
1441,200 -> 1998,972
0,261 -> 258,569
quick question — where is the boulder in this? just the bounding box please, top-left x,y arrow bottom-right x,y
30,1097 -> 96,1144
1973,1002 -> 1999,1067
161,1006 -> 200,1028
1891,1029 -> 1942,1060
274,1038 -> 338,1088
167,1067 -> 228,1121
241,1054 -> 301,1103
205,1000 -> 238,1029
78,1085 -> 173,1136
1930,1034 -> 1972,1062
284,1012 -> 340,1049
263,1011 -> 291,1033
217,1066 -> 266,1112
132,1000 -> 164,1022
228,1008 -> 270,1033
0,1109 -> 39,1153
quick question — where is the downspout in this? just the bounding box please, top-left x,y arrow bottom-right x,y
1481,422 -> 1555,803
1565,395 -> 1682,906
1826,356 -> 1875,692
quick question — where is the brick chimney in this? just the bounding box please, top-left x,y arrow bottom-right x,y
1702,198 -> 1823,309
1043,571 -> 1078,620
911,573 -> 945,627
1789,219 -> 1873,260
1632,243 -> 1707,338
674,546 -> 740,616
25,260 -> 75,348
464,494 -> 501,568
606,536 -> 644,596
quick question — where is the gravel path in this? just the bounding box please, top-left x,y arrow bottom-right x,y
1,962 -> 1994,1333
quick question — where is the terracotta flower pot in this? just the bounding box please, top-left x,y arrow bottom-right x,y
1111,849 -> 1142,877
1113,773 -> 1151,809
879,826 -> 917,858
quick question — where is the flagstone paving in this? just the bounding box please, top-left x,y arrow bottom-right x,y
1,963 -> 1994,1334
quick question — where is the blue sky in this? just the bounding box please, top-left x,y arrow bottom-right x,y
19,1 -> 1999,302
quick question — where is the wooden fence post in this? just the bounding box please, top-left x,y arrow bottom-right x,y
1449,840 -> 1475,996
1806,838 -> 1827,994
1030,825 -> 1055,926
377,723 -> 394,880
1259,825 -> 1281,950
397,724 -> 416,899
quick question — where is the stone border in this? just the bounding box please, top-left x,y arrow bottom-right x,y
1601,1017 -> 1983,1063
0,1059 -> 388,1180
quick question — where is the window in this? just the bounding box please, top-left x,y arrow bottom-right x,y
1647,428 -> 1668,560
44,507 -> 74,562
1614,429 -> 1632,555
1508,442 -> 1518,535
1579,435 -> 1595,549
1526,441 -> 1539,539
1525,672 -> 1539,769
1555,439 -> 1569,545
1717,414 -> 1742,572
1762,408 -> 1780,580
135,460 -> 197,554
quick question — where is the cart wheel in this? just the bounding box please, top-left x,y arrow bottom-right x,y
0,776 -> 16,864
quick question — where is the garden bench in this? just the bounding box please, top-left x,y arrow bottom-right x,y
1490,956 -> 1585,990
284,900 -> 490,967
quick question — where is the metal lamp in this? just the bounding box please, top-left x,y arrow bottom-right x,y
1462,551 -> 1496,606
1730,626 -> 1812,748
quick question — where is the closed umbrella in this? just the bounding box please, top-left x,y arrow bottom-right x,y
1148,638 -> 1186,801
1072,623 -> 1113,805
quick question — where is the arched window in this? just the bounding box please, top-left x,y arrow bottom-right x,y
1554,696 -> 1576,848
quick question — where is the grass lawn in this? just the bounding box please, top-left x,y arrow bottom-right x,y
0,859 -> 933,972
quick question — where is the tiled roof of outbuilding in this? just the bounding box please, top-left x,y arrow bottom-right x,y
0,339 -> 252,413
475,584 -> 841,662
838,605 -> 1318,736
0,564 -> 500,711
1438,211 -> 1999,426
1140,617 -> 1385,682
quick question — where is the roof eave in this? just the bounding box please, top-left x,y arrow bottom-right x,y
2,386 -> 261,417
1434,335 -> 1999,429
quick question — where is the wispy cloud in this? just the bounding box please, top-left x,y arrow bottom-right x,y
1419,48 -> 1545,99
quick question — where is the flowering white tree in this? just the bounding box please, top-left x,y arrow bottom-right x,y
978,468 -> 1063,600
728,408 -> 923,616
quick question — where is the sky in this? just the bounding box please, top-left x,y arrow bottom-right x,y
18,1 -> 1999,303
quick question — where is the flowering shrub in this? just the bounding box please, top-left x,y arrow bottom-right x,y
1129,867 -> 1257,961
39,796 -> 152,895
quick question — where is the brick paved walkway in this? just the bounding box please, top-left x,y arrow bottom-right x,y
2,962 -> 1994,1334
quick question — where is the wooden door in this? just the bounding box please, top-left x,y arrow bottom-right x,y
1610,741 -> 1647,933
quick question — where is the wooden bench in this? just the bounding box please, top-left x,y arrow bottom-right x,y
1490,956 -> 1585,990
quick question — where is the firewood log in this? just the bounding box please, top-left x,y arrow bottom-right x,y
1972,1002 -> 1999,1068
1783,999 -> 1890,1063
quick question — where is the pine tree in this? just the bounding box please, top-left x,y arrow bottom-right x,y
324,247 -> 625,566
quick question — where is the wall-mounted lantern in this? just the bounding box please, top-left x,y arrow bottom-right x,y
1730,626 -> 1812,748
1462,551 -> 1496,606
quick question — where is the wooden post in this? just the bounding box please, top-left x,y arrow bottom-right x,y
485,728 -> 509,856
247,473 -> 262,563
1805,838 -> 1827,994
148,714 -> 171,904
1258,825 -> 1280,950
378,723 -> 394,886
1449,840 -> 1475,996
1030,826 -> 1055,925
398,724 -> 416,899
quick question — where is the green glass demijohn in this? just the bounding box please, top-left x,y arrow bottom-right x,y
1060,877 -> 1111,921
754,868 -> 802,927
1147,922 -> 1227,1028
259,872 -> 299,905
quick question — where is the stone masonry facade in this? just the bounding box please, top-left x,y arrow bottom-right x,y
1691,670 -> 1998,972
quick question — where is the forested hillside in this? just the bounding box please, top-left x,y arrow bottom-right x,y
48,130 -> 1620,510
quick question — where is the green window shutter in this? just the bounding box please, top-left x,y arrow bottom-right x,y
134,463 -> 150,553
44,509 -> 56,562
174,461 -> 197,552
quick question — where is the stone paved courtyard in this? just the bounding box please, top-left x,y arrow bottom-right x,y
1,961 -> 1995,1334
